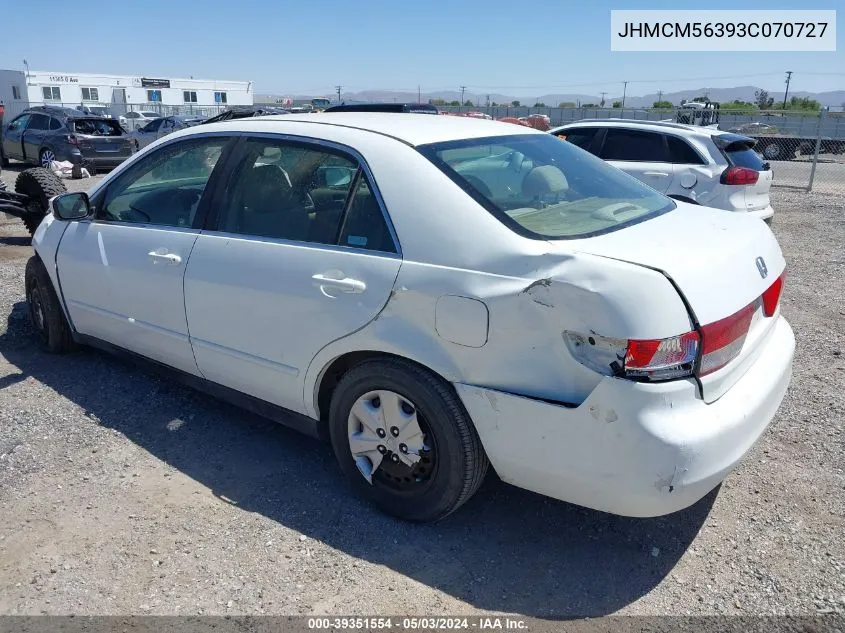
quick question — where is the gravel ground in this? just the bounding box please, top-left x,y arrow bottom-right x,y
0,168 -> 843,618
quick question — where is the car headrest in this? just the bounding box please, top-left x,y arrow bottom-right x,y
522,165 -> 568,198
241,164 -> 291,214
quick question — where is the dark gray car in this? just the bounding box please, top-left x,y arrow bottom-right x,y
1,106 -> 132,170
127,114 -> 206,151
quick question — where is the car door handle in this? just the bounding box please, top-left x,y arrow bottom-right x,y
643,171 -> 669,177
148,251 -> 182,265
312,273 -> 366,294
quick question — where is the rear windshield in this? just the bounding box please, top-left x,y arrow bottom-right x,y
72,119 -> 123,136
726,147 -> 769,171
418,134 -> 675,239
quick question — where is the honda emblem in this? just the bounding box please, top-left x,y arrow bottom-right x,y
755,256 -> 768,279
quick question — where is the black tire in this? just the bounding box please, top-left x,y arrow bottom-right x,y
329,358 -> 489,522
14,167 -> 67,235
24,256 -> 76,354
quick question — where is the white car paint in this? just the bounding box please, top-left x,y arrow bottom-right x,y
119,110 -> 162,131
551,120 -> 775,221
33,113 -> 794,518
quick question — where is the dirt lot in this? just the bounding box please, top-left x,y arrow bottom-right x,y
0,169 -> 843,618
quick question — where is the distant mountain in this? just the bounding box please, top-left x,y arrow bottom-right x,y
257,86 -> 845,109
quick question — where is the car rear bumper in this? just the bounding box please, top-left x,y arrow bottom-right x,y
746,204 -> 774,221
456,315 -> 794,517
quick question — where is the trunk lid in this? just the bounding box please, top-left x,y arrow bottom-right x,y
563,202 -> 785,402
72,118 -> 132,157
717,134 -> 773,212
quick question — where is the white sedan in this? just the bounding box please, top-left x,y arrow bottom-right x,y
28,113 -> 794,522
119,110 -> 163,131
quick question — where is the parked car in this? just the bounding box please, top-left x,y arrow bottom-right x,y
128,114 -> 206,151
76,105 -> 115,119
323,102 -> 439,114
1,105 -> 132,170
120,110 -> 163,131
200,106 -> 290,125
29,113 -> 793,522
550,120 -> 775,222
519,113 -> 551,131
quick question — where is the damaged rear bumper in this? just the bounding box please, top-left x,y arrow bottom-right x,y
456,316 -> 795,517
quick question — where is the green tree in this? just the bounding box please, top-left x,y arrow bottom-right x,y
787,96 -> 820,111
448,100 -> 460,106
491,101 -> 498,107
511,100 -> 521,107
581,103 -> 597,108
652,100 -> 674,109
557,101 -> 576,108
534,102 -> 546,107
463,99 -> 474,107
754,89 -> 774,110
612,100 -> 622,108
721,100 -> 757,110
429,98 -> 446,106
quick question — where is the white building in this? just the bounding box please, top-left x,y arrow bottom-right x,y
0,69 -> 253,119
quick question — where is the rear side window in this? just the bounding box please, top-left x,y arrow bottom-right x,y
666,136 -> 705,164
49,118 -> 63,131
599,129 -> 667,162
27,114 -> 49,131
556,128 -> 599,153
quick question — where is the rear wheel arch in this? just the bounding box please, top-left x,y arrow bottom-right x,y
314,350 -> 457,436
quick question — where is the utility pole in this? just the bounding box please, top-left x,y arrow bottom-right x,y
657,89 -> 663,104
460,85 -> 466,109
621,81 -> 628,108
335,85 -> 342,103
417,85 -> 421,102
600,91 -> 607,108
783,70 -> 793,109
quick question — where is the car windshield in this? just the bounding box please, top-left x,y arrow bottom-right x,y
72,119 -> 123,136
418,133 -> 675,239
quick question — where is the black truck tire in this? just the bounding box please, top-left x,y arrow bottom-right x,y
14,167 -> 67,235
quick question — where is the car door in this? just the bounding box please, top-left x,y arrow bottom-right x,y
135,118 -> 163,149
22,114 -> 50,164
55,134 -> 236,375
183,135 -> 402,413
2,114 -> 30,159
597,128 -> 675,193
664,134 -> 714,202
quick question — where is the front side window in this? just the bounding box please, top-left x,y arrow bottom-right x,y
599,129 -> 667,162
81,87 -> 99,101
184,91 -> 198,103
217,139 -> 359,245
7,114 -> 30,131
214,91 -> 227,104
141,119 -> 163,133
99,137 -> 229,227
419,133 -> 675,239
147,90 -> 161,102
42,86 -> 61,101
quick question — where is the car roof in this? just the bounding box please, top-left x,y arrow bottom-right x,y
25,105 -> 99,119
553,118 -> 725,138
197,112 -> 546,146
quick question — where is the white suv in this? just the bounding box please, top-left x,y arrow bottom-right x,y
550,120 -> 775,222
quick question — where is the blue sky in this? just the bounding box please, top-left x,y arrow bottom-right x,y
1,0 -> 841,98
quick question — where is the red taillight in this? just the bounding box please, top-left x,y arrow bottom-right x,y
66,135 -> 79,145
762,273 -> 784,317
698,302 -> 756,376
624,332 -> 700,380
720,166 -> 759,186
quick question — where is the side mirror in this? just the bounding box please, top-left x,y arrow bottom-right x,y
52,192 -> 91,221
